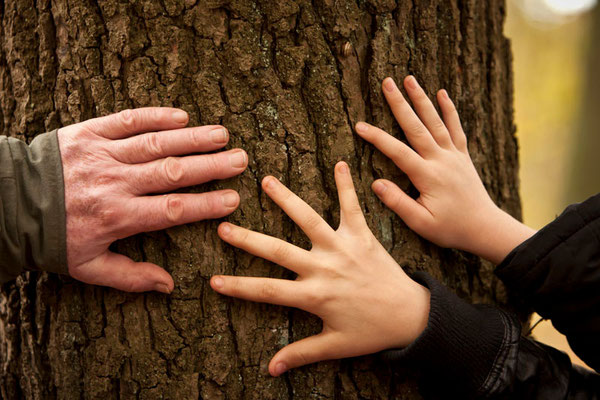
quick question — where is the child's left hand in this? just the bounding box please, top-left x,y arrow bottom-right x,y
210,162 -> 431,377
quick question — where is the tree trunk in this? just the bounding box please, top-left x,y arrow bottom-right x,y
0,0 -> 521,398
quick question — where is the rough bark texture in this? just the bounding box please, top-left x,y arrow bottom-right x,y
0,0 -> 521,398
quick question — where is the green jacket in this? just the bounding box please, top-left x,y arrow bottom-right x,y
0,130 -> 67,283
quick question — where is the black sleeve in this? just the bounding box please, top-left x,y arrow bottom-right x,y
382,272 -> 600,399
0,131 -> 68,284
496,194 -> 600,372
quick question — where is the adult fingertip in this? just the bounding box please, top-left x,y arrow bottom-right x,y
155,282 -> 172,294
439,89 -> 449,100
222,191 -> 240,209
210,127 -> 229,144
172,109 -> 189,125
229,149 -> 248,169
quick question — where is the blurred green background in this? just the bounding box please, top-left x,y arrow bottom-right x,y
505,0 -> 599,368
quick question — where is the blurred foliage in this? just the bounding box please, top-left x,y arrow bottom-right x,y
506,0 -> 593,229
505,0 -> 597,368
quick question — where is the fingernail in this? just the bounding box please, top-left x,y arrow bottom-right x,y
441,89 -> 449,100
172,110 -> 188,124
383,77 -> 397,92
230,150 -> 247,168
210,128 -> 228,144
264,177 -> 277,190
220,223 -> 232,235
274,362 -> 287,376
155,283 -> 171,294
405,76 -> 418,89
373,181 -> 387,195
338,162 -> 349,174
355,121 -> 368,134
212,276 -> 224,289
222,192 -> 239,208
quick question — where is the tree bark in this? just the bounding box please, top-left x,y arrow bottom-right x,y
0,0 -> 521,398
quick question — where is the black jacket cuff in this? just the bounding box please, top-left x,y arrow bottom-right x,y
382,271 -> 520,397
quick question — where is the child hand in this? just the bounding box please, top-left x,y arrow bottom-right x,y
355,77 -> 536,264
210,162 -> 430,376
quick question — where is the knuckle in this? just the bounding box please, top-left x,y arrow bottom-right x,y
272,242 -> 290,262
431,119 -> 447,132
119,109 -> 138,131
259,282 -> 278,301
204,154 -> 224,176
303,215 -> 322,231
165,194 -> 185,223
291,348 -> 310,367
98,204 -> 121,228
163,157 -> 185,186
142,133 -> 164,159
189,128 -> 204,148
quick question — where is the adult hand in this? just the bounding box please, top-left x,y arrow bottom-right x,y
58,108 -> 248,293
355,77 -> 536,264
210,162 -> 430,376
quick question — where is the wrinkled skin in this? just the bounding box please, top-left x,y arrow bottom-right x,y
58,107 -> 248,293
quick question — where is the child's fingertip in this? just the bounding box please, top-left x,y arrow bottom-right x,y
262,175 -> 278,190
218,222 -> 232,237
382,77 -> 397,92
404,75 -> 418,90
440,89 -> 450,100
211,276 -> 224,290
336,161 -> 349,174
355,121 -> 369,134
372,180 -> 387,195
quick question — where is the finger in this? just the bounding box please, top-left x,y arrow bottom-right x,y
261,176 -> 337,244
437,90 -> 467,151
119,191 -> 240,236
85,107 -> 189,139
403,76 -> 453,149
70,250 -> 174,293
371,179 -> 434,232
113,125 -> 229,164
210,275 -> 306,309
381,77 -> 438,157
334,161 -> 367,229
354,122 -> 426,178
127,149 -> 248,194
218,223 -> 313,275
268,332 -> 339,376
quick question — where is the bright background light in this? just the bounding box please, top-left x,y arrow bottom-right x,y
517,0 -> 597,24
545,0 -> 597,15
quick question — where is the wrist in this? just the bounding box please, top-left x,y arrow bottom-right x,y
464,205 -> 537,264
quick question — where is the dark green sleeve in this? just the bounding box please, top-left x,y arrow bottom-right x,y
0,130 -> 67,283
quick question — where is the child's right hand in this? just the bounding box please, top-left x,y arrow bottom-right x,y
355,76 -> 536,264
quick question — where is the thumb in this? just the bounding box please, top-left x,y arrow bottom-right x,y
371,179 -> 433,232
268,332 -> 338,376
70,250 -> 174,293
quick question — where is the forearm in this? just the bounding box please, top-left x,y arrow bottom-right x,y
0,131 -> 67,283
